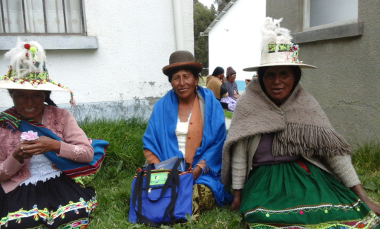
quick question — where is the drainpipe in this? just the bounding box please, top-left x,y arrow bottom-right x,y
172,0 -> 184,50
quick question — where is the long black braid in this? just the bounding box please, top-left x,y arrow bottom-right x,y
43,91 -> 57,107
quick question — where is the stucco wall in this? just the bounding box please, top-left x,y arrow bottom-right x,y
0,0 -> 194,121
208,0 -> 266,81
266,1 -> 380,144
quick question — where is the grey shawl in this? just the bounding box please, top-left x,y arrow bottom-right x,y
221,80 -> 350,186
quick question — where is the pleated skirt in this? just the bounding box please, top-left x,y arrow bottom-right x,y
240,160 -> 380,229
0,174 -> 97,229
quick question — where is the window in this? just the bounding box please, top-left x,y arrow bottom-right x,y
0,0 -> 85,35
304,0 -> 358,29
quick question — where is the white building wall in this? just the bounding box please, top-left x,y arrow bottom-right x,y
0,0 -> 194,121
208,0 -> 266,82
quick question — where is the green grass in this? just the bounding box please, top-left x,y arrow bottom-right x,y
351,141 -> 380,205
223,110 -> 233,119
79,118 -> 380,228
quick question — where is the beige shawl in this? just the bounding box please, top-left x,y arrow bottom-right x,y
221,80 -> 350,186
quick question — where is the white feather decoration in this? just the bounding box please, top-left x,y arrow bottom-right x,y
261,17 -> 293,53
4,39 -> 47,79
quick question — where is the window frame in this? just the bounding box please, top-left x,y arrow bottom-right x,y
303,0 -> 358,31
0,0 -> 86,35
292,0 -> 362,44
0,0 -> 97,50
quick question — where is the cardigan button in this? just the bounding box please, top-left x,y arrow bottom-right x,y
188,137 -> 191,139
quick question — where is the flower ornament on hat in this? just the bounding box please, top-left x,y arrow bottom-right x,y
243,17 -> 316,71
0,40 -> 75,105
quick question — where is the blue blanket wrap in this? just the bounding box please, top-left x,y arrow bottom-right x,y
0,108 -> 106,174
17,121 -> 106,172
143,87 -> 232,206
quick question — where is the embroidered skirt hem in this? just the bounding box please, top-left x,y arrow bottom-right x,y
240,161 -> 380,229
0,174 -> 97,229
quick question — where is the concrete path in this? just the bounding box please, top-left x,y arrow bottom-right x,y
225,118 -> 231,130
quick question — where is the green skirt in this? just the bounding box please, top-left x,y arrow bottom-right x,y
240,160 -> 380,229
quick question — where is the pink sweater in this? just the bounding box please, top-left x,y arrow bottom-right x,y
0,105 -> 94,193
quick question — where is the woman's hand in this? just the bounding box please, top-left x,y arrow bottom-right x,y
193,165 -> 202,181
364,199 -> 380,216
12,144 -> 33,163
231,189 -> 242,212
350,184 -> 380,216
17,136 -> 61,158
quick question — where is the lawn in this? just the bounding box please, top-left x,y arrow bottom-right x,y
80,118 -> 380,229
223,110 -> 232,119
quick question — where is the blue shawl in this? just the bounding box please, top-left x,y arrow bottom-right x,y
0,107 -> 107,181
143,87 -> 232,206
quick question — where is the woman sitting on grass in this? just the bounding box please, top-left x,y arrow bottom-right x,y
143,50 -> 232,218
222,18 -> 380,228
0,41 -> 97,228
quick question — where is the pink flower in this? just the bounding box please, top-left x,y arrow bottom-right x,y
20,131 -> 39,141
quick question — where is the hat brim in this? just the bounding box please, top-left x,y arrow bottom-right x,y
243,63 -> 317,72
0,81 -> 70,92
162,62 -> 202,76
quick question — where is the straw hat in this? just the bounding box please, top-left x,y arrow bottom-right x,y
243,17 -> 316,72
162,50 -> 202,76
0,40 -> 74,105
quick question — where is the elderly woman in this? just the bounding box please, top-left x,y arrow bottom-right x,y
221,18 -> 380,228
143,50 -> 232,218
0,41 -> 98,228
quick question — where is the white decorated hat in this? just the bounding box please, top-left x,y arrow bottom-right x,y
243,17 -> 316,72
0,40 -> 75,105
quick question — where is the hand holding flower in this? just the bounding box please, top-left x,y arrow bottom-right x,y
20,131 -> 39,141
13,132 -> 60,163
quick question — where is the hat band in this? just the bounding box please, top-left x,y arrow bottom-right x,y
268,43 -> 299,53
261,44 -> 300,65
3,65 -> 51,87
8,70 -> 49,81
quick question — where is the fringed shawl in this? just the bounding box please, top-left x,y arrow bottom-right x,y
221,80 -> 350,186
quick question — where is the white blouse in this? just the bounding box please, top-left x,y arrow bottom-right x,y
175,112 -> 192,157
20,154 -> 62,186
20,118 -> 62,186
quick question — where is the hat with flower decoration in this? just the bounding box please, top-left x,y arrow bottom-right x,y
243,17 -> 316,72
0,40 -> 75,105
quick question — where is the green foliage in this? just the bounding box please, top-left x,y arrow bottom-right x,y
194,2 -> 216,71
213,0 -> 232,14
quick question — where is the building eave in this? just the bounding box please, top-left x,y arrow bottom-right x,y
200,0 -> 238,36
